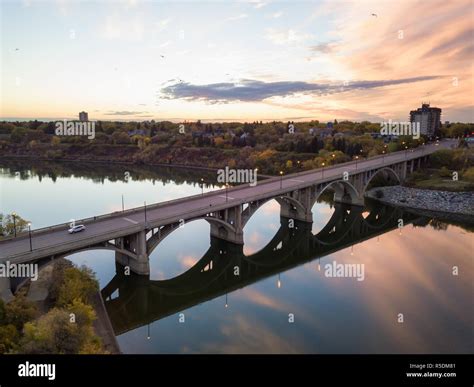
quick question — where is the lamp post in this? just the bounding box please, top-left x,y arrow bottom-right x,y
321,162 -> 325,178
28,223 -> 32,251
382,150 -> 386,164
144,201 -> 147,224
279,171 -> 283,189
225,184 -> 229,202
200,178 -> 204,196
355,156 -> 359,170
12,212 -> 17,237
405,145 -> 408,158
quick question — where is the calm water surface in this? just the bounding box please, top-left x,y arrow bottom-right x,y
1,161 -> 472,354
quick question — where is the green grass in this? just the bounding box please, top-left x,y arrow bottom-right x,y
406,177 -> 474,192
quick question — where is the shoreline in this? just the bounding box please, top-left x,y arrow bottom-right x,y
366,186 -> 474,224
0,155 -> 275,179
91,291 -> 121,354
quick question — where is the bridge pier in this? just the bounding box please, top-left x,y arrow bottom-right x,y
115,230 -> 150,275
209,205 -> 244,245
279,199 -> 313,222
0,277 -> 14,302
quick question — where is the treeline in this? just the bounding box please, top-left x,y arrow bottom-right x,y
1,119 -> 472,175
0,261 -> 107,354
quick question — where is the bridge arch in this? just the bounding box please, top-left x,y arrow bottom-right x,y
362,167 -> 401,195
146,217 -> 237,254
241,196 -> 306,228
312,180 -> 360,207
56,243 -> 137,260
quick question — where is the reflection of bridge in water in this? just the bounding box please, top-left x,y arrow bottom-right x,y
103,202 -> 422,336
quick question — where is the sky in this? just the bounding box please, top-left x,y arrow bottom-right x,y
0,0 -> 473,123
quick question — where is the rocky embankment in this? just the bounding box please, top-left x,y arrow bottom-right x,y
366,186 -> 474,224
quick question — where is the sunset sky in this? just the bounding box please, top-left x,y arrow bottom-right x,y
1,0 -> 472,122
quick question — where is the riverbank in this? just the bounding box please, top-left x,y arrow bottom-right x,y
366,186 -> 474,224
90,292 -> 121,354
23,260 -> 120,354
0,155 -> 274,179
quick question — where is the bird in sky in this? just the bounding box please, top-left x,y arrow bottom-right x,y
371,13 -> 378,17
14,48 -> 19,51
160,55 -> 165,58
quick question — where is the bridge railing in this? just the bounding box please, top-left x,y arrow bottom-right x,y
1,199 -> 251,261
0,186 -> 233,243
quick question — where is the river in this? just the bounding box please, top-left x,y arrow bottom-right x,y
1,160 -> 472,354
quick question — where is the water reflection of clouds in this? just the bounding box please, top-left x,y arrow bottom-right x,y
311,203 -> 334,234
260,200 -> 280,215
201,315 -> 302,354
178,254 -> 199,270
301,224 -> 472,352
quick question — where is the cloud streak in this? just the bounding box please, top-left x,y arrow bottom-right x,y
105,111 -> 147,115
160,76 -> 443,103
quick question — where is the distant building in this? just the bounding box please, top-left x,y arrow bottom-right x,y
313,127 -> 333,138
79,111 -> 88,122
409,103 -> 441,137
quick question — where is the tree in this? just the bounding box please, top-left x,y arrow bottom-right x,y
4,290 -> 38,331
57,266 -> 99,307
48,259 -> 74,304
20,308 -> 83,354
0,213 -> 30,237
10,127 -> 26,143
0,324 -> 19,354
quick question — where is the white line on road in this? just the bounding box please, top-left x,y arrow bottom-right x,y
290,179 -> 305,183
123,217 -> 139,224
218,195 -> 234,200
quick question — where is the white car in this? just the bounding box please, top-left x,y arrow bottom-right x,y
68,224 -> 86,234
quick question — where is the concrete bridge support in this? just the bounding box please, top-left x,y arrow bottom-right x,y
208,205 -> 244,245
0,276 -> 14,302
115,230 -> 150,275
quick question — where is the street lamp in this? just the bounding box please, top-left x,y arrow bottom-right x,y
405,145 -> 408,157
12,212 -> 17,237
144,201 -> 147,224
200,178 -> 204,196
382,150 -> 386,164
279,170 -> 283,189
321,162 -> 325,178
28,223 -> 32,251
355,156 -> 359,169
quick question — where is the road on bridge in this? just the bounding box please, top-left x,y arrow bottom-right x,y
0,139 -> 455,261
